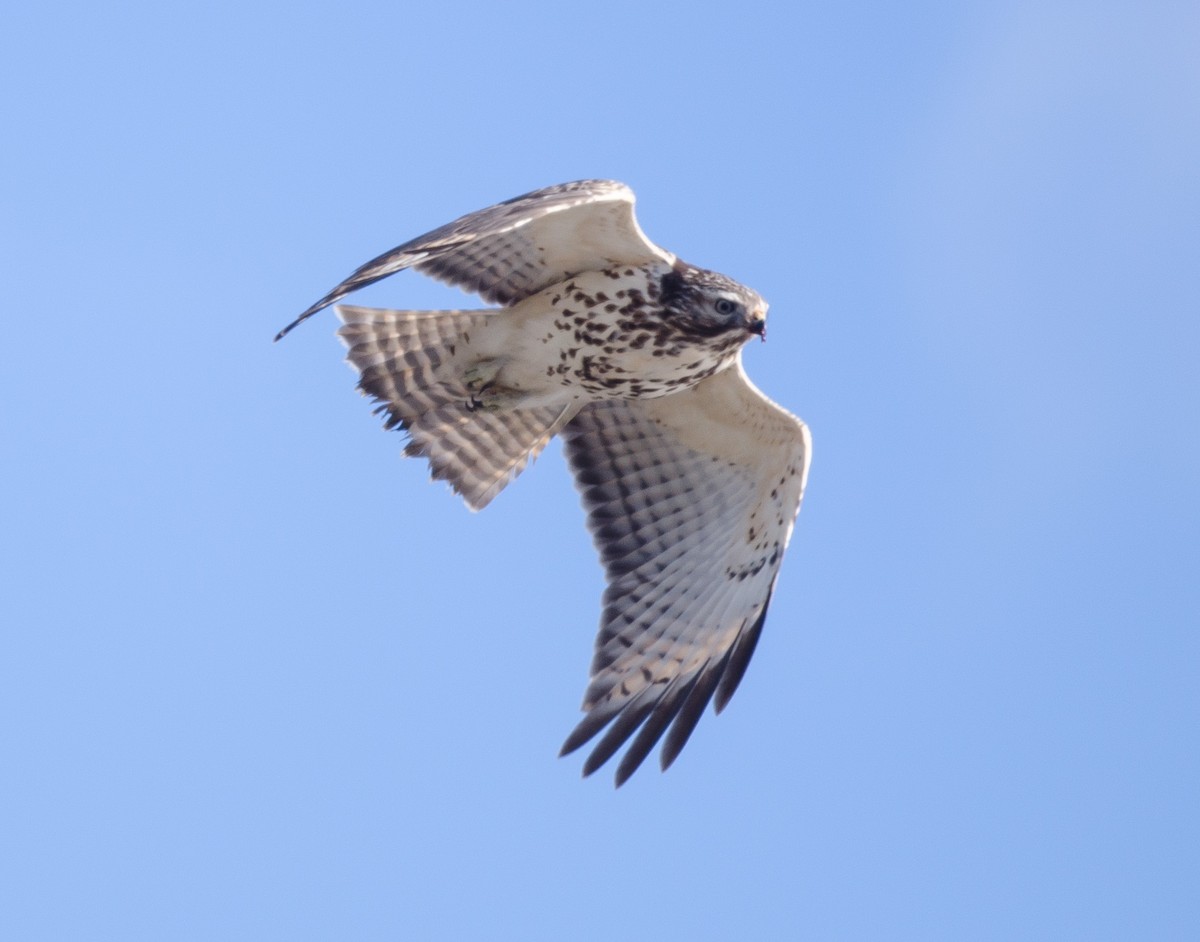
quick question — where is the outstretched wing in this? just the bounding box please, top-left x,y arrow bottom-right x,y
277,179 -> 671,340
559,360 -> 812,785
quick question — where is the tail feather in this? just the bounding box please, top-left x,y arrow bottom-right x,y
406,401 -> 576,510
336,304 -> 574,510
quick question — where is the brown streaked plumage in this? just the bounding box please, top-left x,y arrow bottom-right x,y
279,180 -> 812,785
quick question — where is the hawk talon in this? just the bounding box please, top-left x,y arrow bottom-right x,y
463,359 -> 503,393
464,378 -> 524,412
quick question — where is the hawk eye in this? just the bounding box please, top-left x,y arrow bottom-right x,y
714,298 -> 740,317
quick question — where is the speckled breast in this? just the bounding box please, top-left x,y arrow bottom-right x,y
537,265 -> 742,401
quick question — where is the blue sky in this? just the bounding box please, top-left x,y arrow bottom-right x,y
2,1 -> 1197,938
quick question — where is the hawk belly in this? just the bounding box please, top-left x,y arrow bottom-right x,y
465,264 -> 741,409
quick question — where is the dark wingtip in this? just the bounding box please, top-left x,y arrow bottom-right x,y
612,740 -> 650,788
610,676 -> 697,786
578,693 -> 655,780
713,590 -> 773,714
659,664 -> 725,770
581,748 -> 610,779
559,702 -> 621,759
273,301 -> 330,342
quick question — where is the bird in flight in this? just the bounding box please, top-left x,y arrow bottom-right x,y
278,180 -> 812,785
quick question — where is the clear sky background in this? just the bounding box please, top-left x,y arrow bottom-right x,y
2,2 -> 1197,939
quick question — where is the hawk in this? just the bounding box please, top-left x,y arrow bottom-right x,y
278,180 -> 812,785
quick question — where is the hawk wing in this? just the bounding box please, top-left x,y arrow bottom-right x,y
559,359 -> 812,785
277,180 -> 671,339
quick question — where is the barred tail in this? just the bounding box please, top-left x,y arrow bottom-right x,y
336,304 -> 574,510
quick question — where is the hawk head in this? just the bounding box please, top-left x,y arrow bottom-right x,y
658,263 -> 767,340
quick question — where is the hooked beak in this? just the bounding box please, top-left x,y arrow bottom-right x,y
746,307 -> 767,341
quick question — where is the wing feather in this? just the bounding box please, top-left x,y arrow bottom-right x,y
277,180 -> 671,339
659,656 -> 731,770
560,359 -> 811,784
